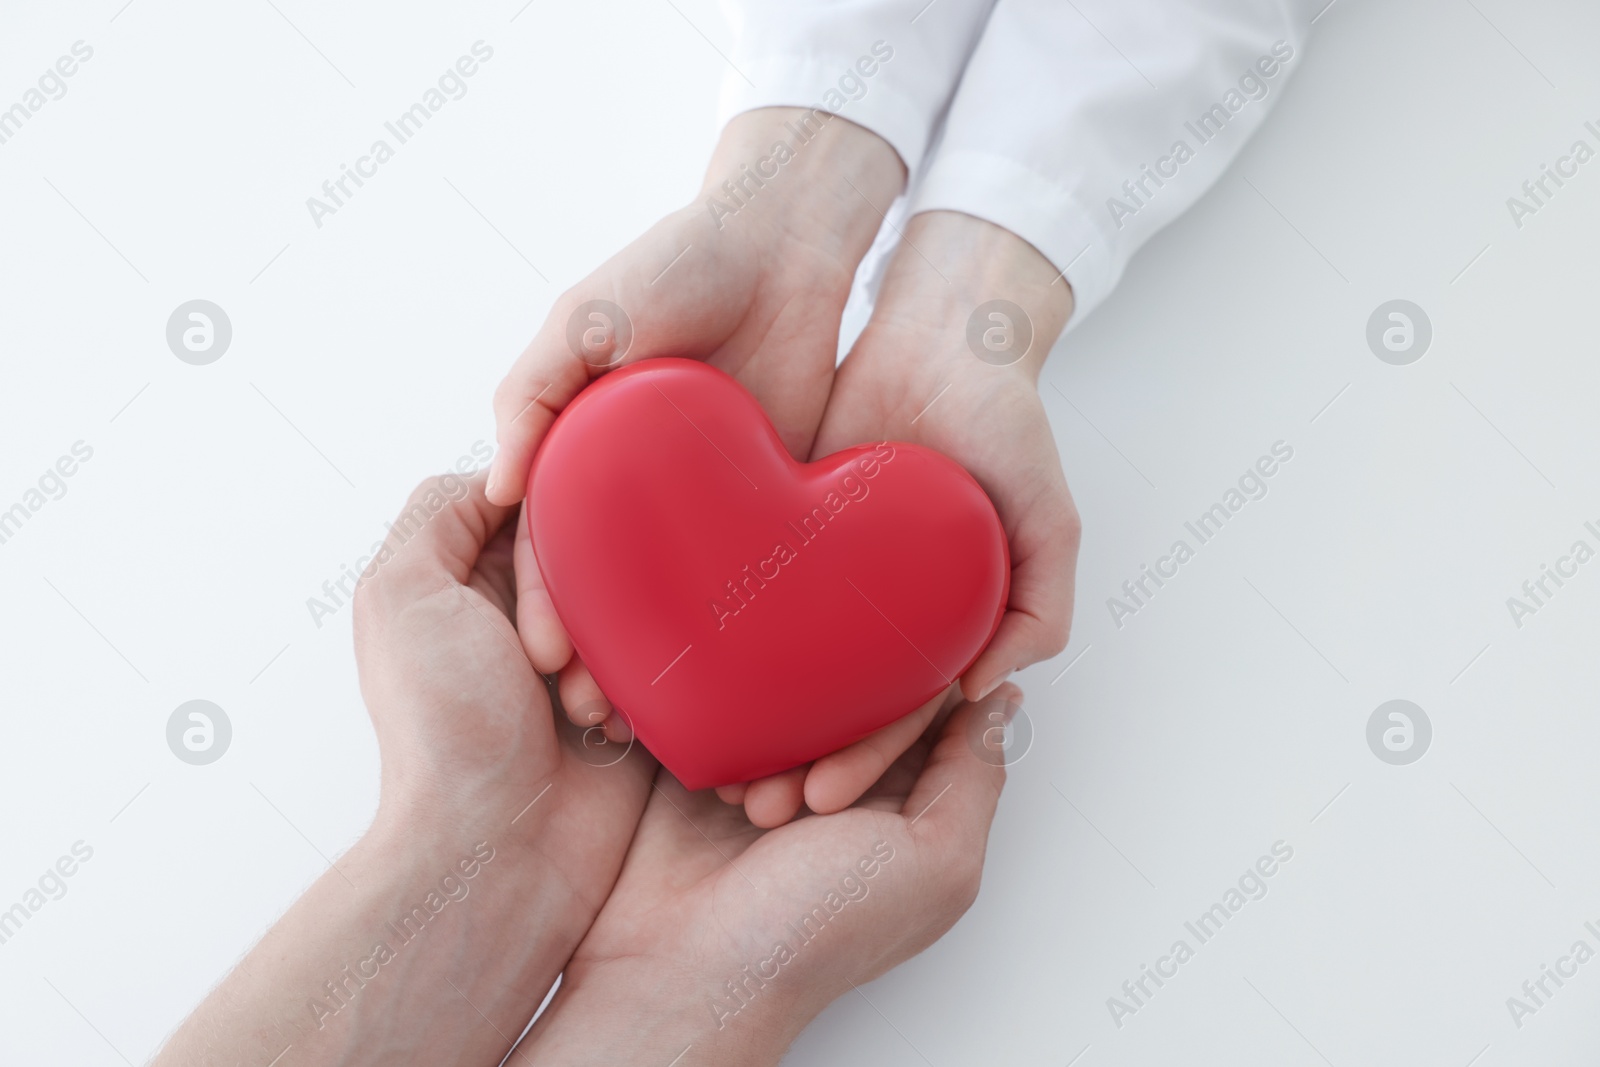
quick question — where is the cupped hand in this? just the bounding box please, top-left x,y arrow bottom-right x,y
353,471 -> 654,919
153,472 -> 660,1066
740,211 -> 1079,825
485,107 -> 903,623
516,688 -> 1019,1067
485,107 -> 905,753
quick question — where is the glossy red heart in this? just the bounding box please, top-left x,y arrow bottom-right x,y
527,358 -> 1009,789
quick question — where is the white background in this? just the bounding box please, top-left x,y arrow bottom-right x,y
3,0 -> 1600,1063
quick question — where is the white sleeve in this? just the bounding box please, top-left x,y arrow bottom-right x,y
715,0 -> 997,173
911,0 -> 1317,324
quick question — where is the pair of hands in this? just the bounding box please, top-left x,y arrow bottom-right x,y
153,107 -> 1071,1067
487,107 -> 1081,828
371,472 -> 1017,1063
153,470 -> 1015,1067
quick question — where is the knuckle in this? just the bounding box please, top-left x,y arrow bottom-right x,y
405,474 -> 438,505
491,375 -> 526,420
351,560 -> 412,643
1059,500 -> 1083,544
354,532 -> 406,599
550,286 -> 593,332
400,476 -> 441,516
1044,613 -> 1073,657
351,570 -> 381,630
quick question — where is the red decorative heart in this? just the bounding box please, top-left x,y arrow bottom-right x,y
527,359 -> 1008,789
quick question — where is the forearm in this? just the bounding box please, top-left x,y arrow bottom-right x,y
152,810 -> 582,1066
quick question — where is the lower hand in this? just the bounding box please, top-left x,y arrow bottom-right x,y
517,688 -> 1019,1067
153,472 -> 657,1066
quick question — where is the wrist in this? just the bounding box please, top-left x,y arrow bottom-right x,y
366,778 -> 590,930
361,805 -> 550,907
700,107 -> 905,273
872,210 -> 1075,382
522,953 -> 824,1066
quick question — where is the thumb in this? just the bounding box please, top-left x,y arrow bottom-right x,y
901,685 -> 1015,847
486,210 -> 754,505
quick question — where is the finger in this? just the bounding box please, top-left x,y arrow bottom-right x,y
962,491 -> 1081,700
632,771 -> 763,882
513,501 -> 575,674
602,706 -> 634,744
487,317 -> 589,505
487,213 -> 752,506
557,656 -> 611,729
461,511 -> 519,618
378,471 -> 516,594
743,764 -> 810,829
900,685 -> 1017,846
853,687 -> 968,806
715,783 -> 748,805
802,687 -> 952,815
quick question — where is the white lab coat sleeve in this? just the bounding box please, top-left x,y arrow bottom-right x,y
715,0 -> 997,173
911,0 -> 1316,324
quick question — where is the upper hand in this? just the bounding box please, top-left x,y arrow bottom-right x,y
484,107 -> 906,741
733,211 -> 1079,825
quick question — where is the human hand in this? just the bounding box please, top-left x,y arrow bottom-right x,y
353,472 -> 661,1026
485,107 -> 905,770
741,211 -> 1076,824
485,107 -> 903,658
556,207 -> 1075,828
154,472 -> 658,1066
354,471 -> 655,895
515,688 -> 1019,1067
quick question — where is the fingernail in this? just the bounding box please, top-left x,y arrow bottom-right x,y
977,670 -> 1013,701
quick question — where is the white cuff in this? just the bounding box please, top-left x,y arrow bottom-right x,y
912,149 -> 1117,327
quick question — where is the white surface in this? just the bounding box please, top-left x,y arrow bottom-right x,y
2,0 -> 1599,1063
